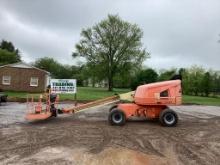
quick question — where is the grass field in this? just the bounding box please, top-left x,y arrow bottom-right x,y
183,95 -> 220,106
5,87 -> 130,101
5,87 -> 220,106
59,87 -> 129,101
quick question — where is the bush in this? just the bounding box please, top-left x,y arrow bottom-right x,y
130,68 -> 158,90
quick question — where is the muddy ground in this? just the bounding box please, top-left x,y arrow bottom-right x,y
0,102 -> 220,165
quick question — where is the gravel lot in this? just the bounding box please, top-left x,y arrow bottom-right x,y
0,102 -> 219,165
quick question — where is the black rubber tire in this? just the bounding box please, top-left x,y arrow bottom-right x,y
0,95 -> 7,102
159,108 -> 178,127
108,109 -> 126,126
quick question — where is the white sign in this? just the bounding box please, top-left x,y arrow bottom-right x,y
51,79 -> 77,94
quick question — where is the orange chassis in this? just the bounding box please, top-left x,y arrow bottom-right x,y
116,104 -> 167,119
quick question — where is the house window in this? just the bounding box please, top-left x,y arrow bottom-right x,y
30,77 -> 38,87
2,76 -> 11,85
160,90 -> 169,97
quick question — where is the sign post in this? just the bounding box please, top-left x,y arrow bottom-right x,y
50,79 -> 77,105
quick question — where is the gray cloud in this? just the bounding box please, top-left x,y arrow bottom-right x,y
0,0 -> 220,69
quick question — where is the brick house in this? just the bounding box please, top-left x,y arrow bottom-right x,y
0,62 -> 50,92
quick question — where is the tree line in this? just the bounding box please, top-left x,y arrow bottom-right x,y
31,59 -> 220,97
25,56 -> 220,97
131,66 -> 220,97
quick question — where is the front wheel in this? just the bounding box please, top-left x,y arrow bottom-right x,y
159,109 -> 178,127
108,109 -> 126,126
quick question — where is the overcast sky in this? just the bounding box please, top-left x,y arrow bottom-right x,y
0,0 -> 220,70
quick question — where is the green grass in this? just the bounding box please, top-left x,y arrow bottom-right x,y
183,95 -> 220,106
5,87 -> 130,101
5,88 -> 220,106
60,87 -> 129,101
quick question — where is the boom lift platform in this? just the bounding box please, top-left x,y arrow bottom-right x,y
25,80 -> 182,126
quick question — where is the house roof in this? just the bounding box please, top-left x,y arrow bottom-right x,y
0,62 -> 50,74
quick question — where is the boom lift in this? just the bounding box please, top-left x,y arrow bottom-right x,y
25,80 -> 182,126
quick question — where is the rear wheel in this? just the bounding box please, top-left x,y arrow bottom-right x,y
159,108 -> 178,127
108,109 -> 126,126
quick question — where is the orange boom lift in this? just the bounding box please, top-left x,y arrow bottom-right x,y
108,80 -> 182,126
25,80 -> 182,127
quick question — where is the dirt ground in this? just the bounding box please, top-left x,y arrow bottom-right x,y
0,102 -> 220,165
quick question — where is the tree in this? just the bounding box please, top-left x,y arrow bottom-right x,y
73,15 -> 149,91
158,69 -> 177,81
0,49 -> 19,66
113,61 -> 137,88
81,62 -> 106,87
130,68 -> 158,90
181,65 -> 205,96
70,65 -> 85,86
201,72 -> 211,97
210,71 -> 220,96
34,57 -> 61,78
0,40 -> 21,62
181,69 -> 190,95
34,57 -> 84,85
34,57 -> 74,79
